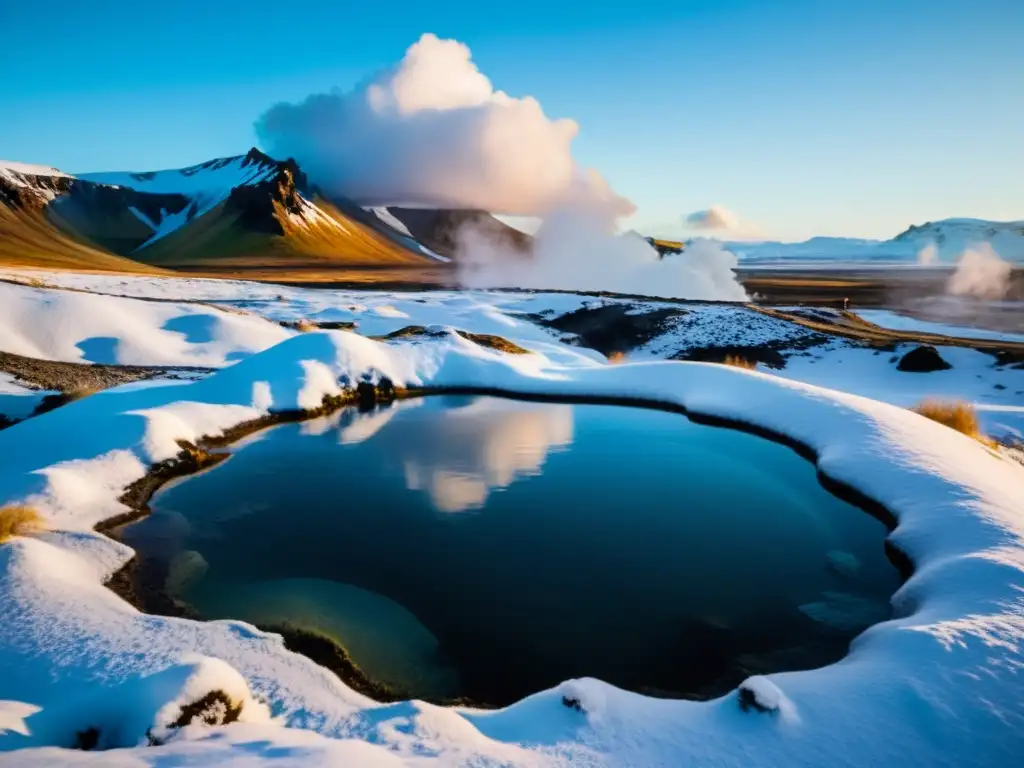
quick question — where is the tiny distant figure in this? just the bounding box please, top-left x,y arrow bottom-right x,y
843,297 -> 849,310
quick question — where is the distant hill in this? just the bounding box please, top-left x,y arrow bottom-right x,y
0,162 -> 170,274
891,219 -> 1024,261
723,219 -> 1024,265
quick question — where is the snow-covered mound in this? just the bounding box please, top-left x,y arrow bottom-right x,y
0,281 -> 292,367
1,327 -> 1023,764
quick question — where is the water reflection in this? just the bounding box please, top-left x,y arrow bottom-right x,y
306,397 -> 574,512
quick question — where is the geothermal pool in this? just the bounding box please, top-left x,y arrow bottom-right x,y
120,396 -> 900,704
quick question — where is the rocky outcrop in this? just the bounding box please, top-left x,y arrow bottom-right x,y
897,345 -> 952,372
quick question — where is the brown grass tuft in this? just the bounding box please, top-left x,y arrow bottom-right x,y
0,505 -> 44,543
607,351 -> 626,364
294,319 -> 318,332
722,355 -> 757,370
912,399 -> 994,446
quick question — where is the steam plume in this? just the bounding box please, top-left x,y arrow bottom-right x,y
457,208 -> 749,301
946,244 -> 1012,300
256,34 -> 632,218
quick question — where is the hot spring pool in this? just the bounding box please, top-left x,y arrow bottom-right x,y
120,396 -> 900,704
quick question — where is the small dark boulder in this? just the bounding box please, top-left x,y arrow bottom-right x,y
896,345 -> 951,373
74,727 -> 100,750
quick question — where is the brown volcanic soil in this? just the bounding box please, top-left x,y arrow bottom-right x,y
0,349 -> 212,392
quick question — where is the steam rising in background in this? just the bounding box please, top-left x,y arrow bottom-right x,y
946,244 -> 1012,300
457,208 -> 749,301
916,244 -> 938,266
256,34 -> 632,218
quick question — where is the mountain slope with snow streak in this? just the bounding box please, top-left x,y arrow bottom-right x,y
80,149 -> 279,219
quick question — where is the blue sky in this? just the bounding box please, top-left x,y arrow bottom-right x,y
1,0 -> 1021,241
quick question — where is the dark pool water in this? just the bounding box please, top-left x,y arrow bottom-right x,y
121,396 -> 900,704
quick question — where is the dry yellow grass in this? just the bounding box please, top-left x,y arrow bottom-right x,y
722,355 -> 757,370
607,351 -> 627,364
912,399 -> 994,446
0,204 -> 168,274
0,505 -> 44,543
293,319 -> 319,332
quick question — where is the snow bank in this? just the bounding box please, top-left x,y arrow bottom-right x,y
1,328 -> 1023,764
2,655 -> 269,750
0,282 -> 292,367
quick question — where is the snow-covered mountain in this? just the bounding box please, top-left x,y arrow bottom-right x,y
0,150 -> 443,270
891,218 -> 1024,261
722,219 -> 1024,265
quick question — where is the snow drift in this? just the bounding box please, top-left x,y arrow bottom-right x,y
0,281 -> 292,367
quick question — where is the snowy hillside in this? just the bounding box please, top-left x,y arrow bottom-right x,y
79,149 -> 281,246
892,218 -> 1024,261
81,150 -> 278,214
725,218 -> 1024,265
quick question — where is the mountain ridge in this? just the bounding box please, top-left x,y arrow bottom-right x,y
1,150 -> 448,273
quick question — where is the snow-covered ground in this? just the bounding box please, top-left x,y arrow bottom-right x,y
0,320 -> 1023,764
0,281 -> 293,368
2,270 -> 1021,438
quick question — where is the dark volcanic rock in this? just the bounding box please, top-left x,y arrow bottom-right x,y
896,345 -> 951,372
540,304 -> 688,357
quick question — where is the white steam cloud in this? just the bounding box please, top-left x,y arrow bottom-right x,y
458,208 -> 749,301
917,243 -> 938,266
946,243 -> 1012,300
256,33 -> 633,218
686,205 -> 742,231
684,205 -> 763,240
